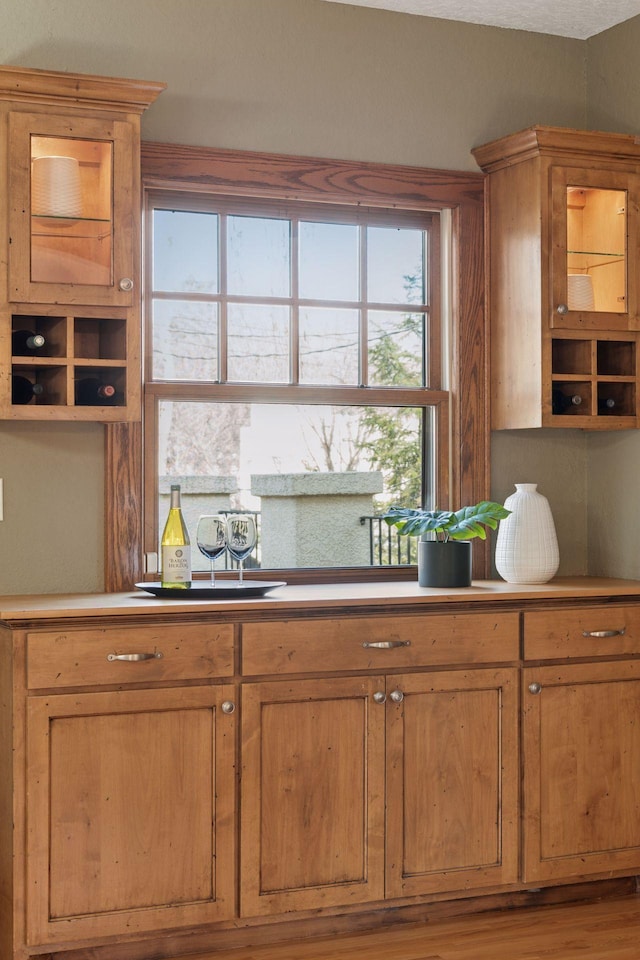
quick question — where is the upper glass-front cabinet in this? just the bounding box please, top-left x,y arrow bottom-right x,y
8,112 -> 135,307
551,167 -> 640,331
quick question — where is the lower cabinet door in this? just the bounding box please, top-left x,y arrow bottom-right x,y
240,676 -> 386,916
385,668 -> 519,898
26,685 -> 236,946
522,660 -> 640,883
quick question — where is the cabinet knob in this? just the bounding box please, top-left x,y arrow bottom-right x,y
528,682 -> 542,695
389,689 -> 404,703
556,303 -> 569,315
221,700 -> 236,714
119,277 -> 134,292
373,691 -> 387,704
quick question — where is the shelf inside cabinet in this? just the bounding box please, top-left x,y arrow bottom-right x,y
551,339 -> 591,375
551,382 -> 591,416
11,364 -> 67,406
73,365 -> 126,407
597,339 -> 636,376
597,382 -> 635,417
74,317 -> 127,361
31,216 -> 111,241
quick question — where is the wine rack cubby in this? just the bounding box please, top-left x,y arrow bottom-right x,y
551,333 -> 638,422
9,311 -> 129,412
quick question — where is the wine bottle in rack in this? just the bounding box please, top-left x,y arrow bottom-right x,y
12,329 -> 45,354
552,388 -> 583,414
12,375 -> 44,405
598,397 -> 617,414
161,484 -> 192,588
75,376 -> 117,406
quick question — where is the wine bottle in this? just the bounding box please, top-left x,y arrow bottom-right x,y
552,389 -> 583,414
161,484 -> 191,588
75,377 -> 117,406
598,397 -> 617,413
12,329 -> 45,354
11,375 -> 44,405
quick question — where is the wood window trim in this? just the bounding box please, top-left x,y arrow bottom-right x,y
105,143 -> 488,592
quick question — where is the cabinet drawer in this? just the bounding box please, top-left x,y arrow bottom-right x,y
27,623 -> 234,689
242,612 -> 519,675
524,605 -> 640,660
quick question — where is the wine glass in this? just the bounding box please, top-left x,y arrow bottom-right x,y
196,515 -> 227,585
226,514 -> 257,585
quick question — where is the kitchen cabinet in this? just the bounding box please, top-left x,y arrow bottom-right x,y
22,622 -> 236,948
522,605 -> 640,884
472,126 -> 640,429
240,612 -> 519,914
0,65 -> 164,420
2,580 -> 640,960
240,675 -> 386,916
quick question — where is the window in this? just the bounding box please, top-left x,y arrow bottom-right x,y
104,146 -> 487,589
144,192 -> 446,575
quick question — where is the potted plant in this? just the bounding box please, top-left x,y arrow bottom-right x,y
384,501 -> 510,587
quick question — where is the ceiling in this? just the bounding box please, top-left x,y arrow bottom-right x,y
321,0 -> 640,39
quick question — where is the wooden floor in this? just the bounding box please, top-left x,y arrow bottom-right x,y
191,895 -> 640,960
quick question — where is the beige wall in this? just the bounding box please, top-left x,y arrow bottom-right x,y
583,18 -> 640,579
0,0 -> 632,593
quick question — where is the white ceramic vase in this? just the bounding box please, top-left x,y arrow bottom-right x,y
494,483 -> 559,584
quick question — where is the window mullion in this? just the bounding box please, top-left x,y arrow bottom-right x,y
218,212 -> 228,383
291,218 -> 299,385
359,225 -> 368,387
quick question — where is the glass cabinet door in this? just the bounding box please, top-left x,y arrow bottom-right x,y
8,112 -> 135,306
551,167 -> 640,331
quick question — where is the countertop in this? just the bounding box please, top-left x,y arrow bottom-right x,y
2,577 -> 640,623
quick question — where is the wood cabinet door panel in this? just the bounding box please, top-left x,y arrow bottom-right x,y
26,685 -> 236,945
523,661 -> 640,882
550,166 -> 640,332
240,676 -> 385,916
386,668 -> 519,897
8,111 -> 135,307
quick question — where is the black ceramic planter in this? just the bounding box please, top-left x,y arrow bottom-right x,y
417,539 -> 472,588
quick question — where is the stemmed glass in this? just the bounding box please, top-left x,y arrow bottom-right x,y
226,514 -> 257,585
196,515 -> 227,585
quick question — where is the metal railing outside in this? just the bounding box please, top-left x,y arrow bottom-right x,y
359,515 -> 416,566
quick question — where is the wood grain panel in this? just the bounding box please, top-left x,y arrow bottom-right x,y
522,660 -> 640,883
386,668 -> 518,897
141,142 -> 483,209
524,604 -> 640,659
26,621 -> 234,688
240,676 -> 385,916
26,685 -> 236,944
105,420 -> 143,592
241,612 -> 519,675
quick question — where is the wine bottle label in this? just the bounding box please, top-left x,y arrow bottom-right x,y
161,545 -> 192,583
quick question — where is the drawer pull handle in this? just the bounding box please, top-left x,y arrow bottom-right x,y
582,628 -> 626,638
362,640 -> 411,649
107,652 -> 163,662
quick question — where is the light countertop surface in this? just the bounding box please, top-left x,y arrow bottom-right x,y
2,577 -> 640,623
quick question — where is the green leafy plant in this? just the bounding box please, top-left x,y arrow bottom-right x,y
384,501 -> 510,542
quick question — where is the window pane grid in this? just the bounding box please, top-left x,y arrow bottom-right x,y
150,208 -> 430,389
145,189 -> 444,573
